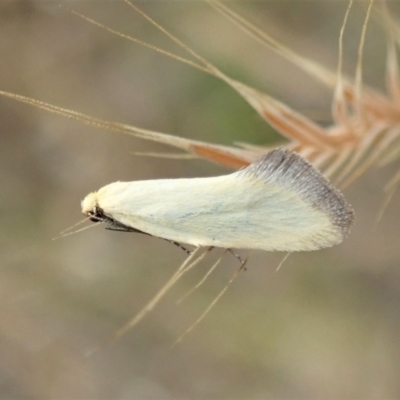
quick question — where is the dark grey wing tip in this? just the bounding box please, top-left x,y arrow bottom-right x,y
241,148 -> 355,235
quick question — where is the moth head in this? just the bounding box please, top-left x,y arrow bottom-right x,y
81,192 -> 104,222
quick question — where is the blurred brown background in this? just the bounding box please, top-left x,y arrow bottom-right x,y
1,1 -> 400,399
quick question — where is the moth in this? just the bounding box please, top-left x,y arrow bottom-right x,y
81,149 -> 354,252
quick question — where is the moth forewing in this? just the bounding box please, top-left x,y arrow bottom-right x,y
81,149 -> 355,252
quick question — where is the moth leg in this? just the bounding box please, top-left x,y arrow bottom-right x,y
165,240 -> 192,255
166,242 -> 216,256
105,219 -> 148,234
228,249 -> 247,270
105,221 -> 198,256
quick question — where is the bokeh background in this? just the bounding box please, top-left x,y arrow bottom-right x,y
1,1 -> 400,399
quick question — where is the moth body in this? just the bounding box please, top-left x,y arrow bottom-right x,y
81,149 -> 354,252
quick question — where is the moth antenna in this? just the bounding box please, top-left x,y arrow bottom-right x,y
52,220 -> 102,241
58,216 -> 93,236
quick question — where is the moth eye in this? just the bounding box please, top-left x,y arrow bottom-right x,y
86,210 -> 98,222
88,207 -> 105,223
